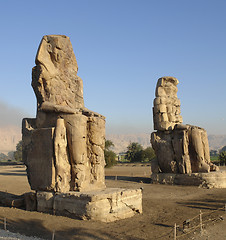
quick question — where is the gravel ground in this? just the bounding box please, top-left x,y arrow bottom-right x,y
0,229 -> 44,240
1,165 -> 226,239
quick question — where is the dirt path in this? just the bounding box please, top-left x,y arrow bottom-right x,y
0,165 -> 226,239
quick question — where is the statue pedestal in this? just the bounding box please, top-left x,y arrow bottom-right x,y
151,171 -> 226,188
36,188 -> 142,222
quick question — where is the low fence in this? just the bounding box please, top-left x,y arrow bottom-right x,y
157,204 -> 226,239
3,202 -> 223,240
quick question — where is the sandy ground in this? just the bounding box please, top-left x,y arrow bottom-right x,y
0,164 -> 226,240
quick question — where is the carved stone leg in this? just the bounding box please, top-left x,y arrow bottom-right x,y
64,113 -> 88,191
189,127 -> 210,173
54,118 -> 71,192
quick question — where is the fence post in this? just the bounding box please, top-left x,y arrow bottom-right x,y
4,217 -> 6,231
52,230 -> 55,240
115,175 -> 117,181
200,210 -> 203,236
174,223 -> 177,240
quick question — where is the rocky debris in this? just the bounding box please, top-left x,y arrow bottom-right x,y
151,77 -> 218,173
22,35 -> 106,192
0,191 -> 37,211
0,192 -> 25,208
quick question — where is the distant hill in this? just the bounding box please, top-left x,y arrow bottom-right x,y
0,126 -> 226,155
208,134 -> 226,151
0,126 -> 21,154
106,133 -> 151,154
107,133 -> 226,154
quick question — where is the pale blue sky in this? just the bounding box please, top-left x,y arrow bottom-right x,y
0,0 -> 225,135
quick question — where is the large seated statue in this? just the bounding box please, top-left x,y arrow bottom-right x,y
22,35 -> 106,192
151,77 -> 218,174
22,35 -> 142,222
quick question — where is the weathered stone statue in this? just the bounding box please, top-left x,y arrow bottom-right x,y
23,35 -> 106,192
22,35 -> 142,222
151,77 -> 218,174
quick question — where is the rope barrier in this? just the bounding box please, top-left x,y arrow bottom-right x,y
183,213 -> 200,222
177,224 -> 202,239
177,217 -> 222,239
174,204 -> 226,239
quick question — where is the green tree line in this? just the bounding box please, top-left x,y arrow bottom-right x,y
1,139 -> 156,166
125,142 -> 155,163
3,140 -> 226,167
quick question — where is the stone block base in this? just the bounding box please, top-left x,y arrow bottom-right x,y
37,188 -> 142,222
151,171 -> 226,188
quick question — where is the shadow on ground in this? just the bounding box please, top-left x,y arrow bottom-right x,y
0,217 -> 144,240
105,176 -> 152,183
178,198 -> 226,211
0,172 -> 27,176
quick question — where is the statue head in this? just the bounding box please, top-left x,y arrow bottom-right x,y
32,35 -> 84,112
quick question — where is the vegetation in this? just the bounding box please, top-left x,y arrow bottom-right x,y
210,146 -> 226,165
7,151 -> 15,160
104,140 -> 117,168
218,151 -> 226,166
143,147 -> 156,161
210,150 -> 218,156
14,140 -> 22,162
0,151 -> 15,162
125,142 -> 143,163
0,153 -> 8,161
125,142 -> 155,162
210,155 -> 219,162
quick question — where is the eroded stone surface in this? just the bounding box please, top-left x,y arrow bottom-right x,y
153,77 -> 182,131
151,172 -> 226,188
36,188 -> 142,222
23,126 -> 56,190
151,77 -> 218,174
32,35 -> 83,111
22,35 -> 142,222
23,35 -> 106,192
